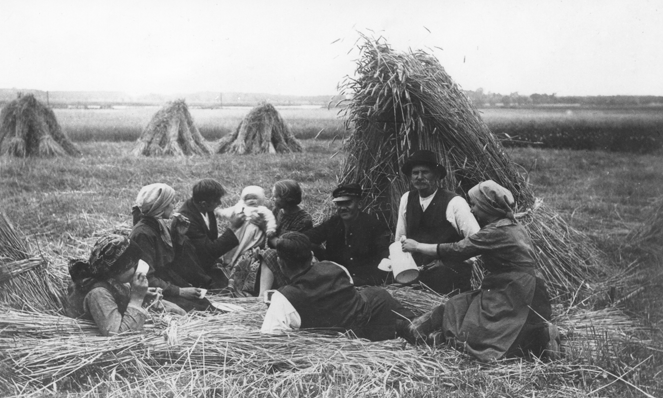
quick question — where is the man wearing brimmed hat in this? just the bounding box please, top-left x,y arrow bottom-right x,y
395,150 -> 480,294
304,183 -> 390,286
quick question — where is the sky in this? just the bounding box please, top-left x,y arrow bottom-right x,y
1,0 -> 662,97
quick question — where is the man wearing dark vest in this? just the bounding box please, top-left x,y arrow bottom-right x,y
261,232 -> 414,341
394,150 -> 480,294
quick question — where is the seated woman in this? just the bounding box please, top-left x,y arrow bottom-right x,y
258,179 -> 313,296
67,234 -> 184,336
130,183 -> 220,312
402,180 -> 559,361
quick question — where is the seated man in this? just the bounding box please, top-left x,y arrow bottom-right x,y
304,183 -> 390,286
396,150 -> 480,294
177,179 -> 244,288
261,232 -> 415,341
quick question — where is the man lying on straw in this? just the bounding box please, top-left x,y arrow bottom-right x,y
394,150 -> 480,294
261,232 -> 414,341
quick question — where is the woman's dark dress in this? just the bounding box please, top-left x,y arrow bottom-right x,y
433,218 -> 552,361
130,216 -> 216,312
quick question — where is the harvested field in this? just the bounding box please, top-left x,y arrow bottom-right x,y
0,139 -> 662,397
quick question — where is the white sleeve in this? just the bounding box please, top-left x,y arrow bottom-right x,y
446,196 -> 481,238
394,192 -> 409,241
261,207 -> 278,233
261,291 -> 301,334
215,205 -> 237,219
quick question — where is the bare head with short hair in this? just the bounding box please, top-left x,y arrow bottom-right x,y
276,232 -> 313,271
192,179 -> 226,203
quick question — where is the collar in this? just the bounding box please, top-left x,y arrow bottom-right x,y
418,188 -> 438,201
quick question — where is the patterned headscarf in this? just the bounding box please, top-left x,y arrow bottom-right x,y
239,186 -> 266,207
468,180 -> 516,222
68,234 -> 136,282
133,183 -> 176,247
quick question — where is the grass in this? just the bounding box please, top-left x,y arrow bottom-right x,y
1,139 -> 662,396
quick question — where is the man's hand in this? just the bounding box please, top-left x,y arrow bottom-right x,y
179,287 -> 203,299
401,238 -> 420,253
229,211 -> 246,230
171,213 -> 190,236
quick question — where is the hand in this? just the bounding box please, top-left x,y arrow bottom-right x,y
171,213 -> 190,236
229,211 -> 246,230
143,287 -> 163,306
130,272 -> 149,304
401,239 -> 420,253
179,287 -> 203,299
250,213 -> 267,231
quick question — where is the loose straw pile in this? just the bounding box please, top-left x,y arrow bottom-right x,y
0,213 -> 68,314
0,293 -> 649,397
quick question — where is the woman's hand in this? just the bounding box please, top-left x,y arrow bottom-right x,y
179,287 -> 203,299
129,272 -> 149,304
401,239 -> 420,253
250,212 -> 267,231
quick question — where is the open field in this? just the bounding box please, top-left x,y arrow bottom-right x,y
483,107 -> 663,154
52,105 -> 663,154
1,138 -> 662,396
55,106 -> 347,142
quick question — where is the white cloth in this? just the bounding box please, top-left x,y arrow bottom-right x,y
261,291 -> 301,333
394,191 -> 480,242
201,212 -> 210,229
216,204 -> 277,234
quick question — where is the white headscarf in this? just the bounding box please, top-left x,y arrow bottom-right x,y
134,183 -> 176,247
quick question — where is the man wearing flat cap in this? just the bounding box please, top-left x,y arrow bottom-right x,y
304,183 -> 390,286
395,150 -> 480,294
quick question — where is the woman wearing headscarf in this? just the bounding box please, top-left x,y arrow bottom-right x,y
401,180 -> 559,361
130,183 -> 218,312
67,235 -> 171,335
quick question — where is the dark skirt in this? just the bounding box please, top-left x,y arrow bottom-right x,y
418,259 -> 473,295
440,271 -> 552,361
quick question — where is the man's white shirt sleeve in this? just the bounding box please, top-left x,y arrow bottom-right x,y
261,291 -> 301,334
394,192 -> 409,241
446,196 -> 480,238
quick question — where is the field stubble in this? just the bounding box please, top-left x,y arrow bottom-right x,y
1,138 -> 663,396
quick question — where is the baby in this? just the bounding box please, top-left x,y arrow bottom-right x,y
215,186 -> 277,295
216,186 -> 277,239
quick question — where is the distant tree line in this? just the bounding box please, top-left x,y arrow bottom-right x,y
464,88 -> 663,107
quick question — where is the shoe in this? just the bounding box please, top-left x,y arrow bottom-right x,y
545,323 -> 561,360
